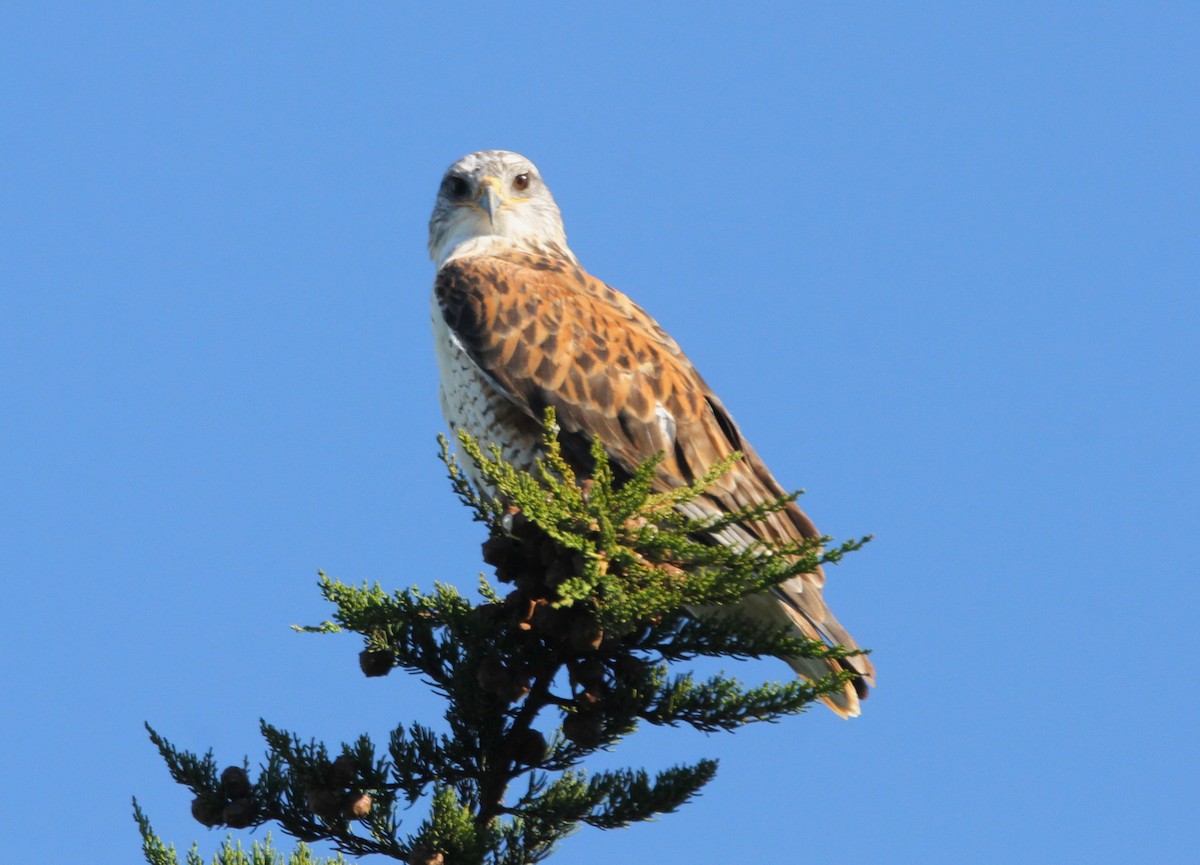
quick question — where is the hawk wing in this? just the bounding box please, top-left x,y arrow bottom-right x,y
435,249 -> 874,711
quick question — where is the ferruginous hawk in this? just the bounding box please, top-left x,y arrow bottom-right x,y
427,150 -> 874,717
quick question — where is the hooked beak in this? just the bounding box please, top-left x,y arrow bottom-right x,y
477,176 -> 504,224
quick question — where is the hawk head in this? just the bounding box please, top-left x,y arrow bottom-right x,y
428,150 -> 572,265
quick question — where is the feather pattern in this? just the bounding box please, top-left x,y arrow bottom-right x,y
432,245 -> 874,717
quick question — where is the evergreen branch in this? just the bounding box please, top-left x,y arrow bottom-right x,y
146,724 -> 219,794
134,798 -> 183,865
582,761 -> 719,828
643,614 -> 865,664
439,434 -> 505,525
644,673 -> 842,732
142,411 -> 871,863
388,723 -> 454,805
134,799 -> 350,865
509,771 -> 599,828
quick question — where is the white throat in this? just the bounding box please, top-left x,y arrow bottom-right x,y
435,234 -> 517,267
434,231 -> 579,269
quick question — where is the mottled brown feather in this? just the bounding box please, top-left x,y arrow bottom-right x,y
438,251 -> 788,525
434,248 -> 874,708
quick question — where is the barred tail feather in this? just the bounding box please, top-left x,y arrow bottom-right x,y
731,586 -> 873,719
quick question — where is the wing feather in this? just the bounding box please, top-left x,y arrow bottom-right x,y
434,249 -> 874,712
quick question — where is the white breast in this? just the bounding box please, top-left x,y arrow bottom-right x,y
430,292 -> 543,493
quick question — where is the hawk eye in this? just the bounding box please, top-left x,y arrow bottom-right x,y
512,173 -> 530,192
442,174 -> 470,200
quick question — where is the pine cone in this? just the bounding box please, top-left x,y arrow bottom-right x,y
306,787 -> 343,821
562,712 -> 604,749
509,728 -> 549,765
576,688 -> 604,708
328,754 -> 358,788
571,657 -> 607,688
613,654 -> 647,679
190,794 -> 224,828
359,648 -> 394,678
531,602 -> 569,639
408,845 -> 445,865
476,657 -> 530,703
568,615 -> 604,653
343,791 -> 373,820
220,765 -> 252,798
222,798 -> 255,829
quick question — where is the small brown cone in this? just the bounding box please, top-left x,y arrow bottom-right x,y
499,679 -> 531,703
359,648 -> 394,677
190,794 -> 224,828
328,754 -> 358,789
408,845 -> 445,865
509,727 -> 549,765
306,787 -> 343,821
568,615 -> 604,653
222,798 -> 255,829
343,791 -> 373,820
531,602 -> 569,640
476,657 -> 530,703
475,657 -> 509,692
571,657 -> 606,689
220,765 -> 252,798
562,712 -> 604,749
576,688 -> 604,709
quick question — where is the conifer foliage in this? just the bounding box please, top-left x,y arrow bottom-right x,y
137,411 -> 868,864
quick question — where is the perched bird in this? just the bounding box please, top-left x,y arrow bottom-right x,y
428,150 -> 874,717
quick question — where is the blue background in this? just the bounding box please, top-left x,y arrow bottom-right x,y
2,3 -> 1197,863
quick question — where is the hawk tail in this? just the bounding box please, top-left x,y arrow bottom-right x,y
772,578 -> 874,719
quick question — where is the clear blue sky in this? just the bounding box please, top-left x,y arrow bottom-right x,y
2,4 -> 1197,863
